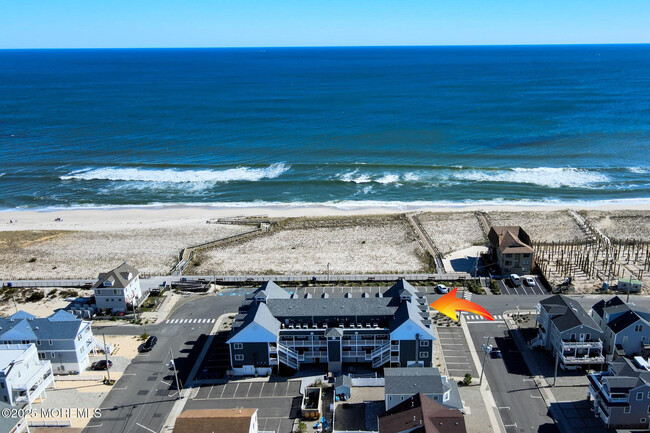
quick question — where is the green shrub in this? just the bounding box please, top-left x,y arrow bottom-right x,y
462,373 -> 472,386
490,280 -> 501,295
26,291 -> 45,302
28,257 -> 37,263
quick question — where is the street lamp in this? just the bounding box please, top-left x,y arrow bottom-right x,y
327,263 -> 331,283
479,337 -> 492,386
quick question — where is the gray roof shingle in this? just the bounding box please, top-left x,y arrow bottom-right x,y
385,367 -> 444,395
540,295 -> 601,332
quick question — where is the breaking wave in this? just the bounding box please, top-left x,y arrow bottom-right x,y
451,167 -> 610,188
60,163 -> 290,183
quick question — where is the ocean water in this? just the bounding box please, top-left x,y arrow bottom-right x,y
1,45 -> 649,210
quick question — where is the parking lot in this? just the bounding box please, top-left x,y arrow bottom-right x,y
190,380 -> 302,432
495,276 -> 548,295
436,326 -> 477,379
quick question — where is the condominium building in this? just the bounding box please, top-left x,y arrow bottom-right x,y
227,280 -> 434,376
532,295 -> 605,369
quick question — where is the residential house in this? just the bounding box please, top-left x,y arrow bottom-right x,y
92,262 -> 142,313
488,226 -> 534,275
227,279 -> 434,376
0,310 -> 98,374
384,367 -> 463,411
379,392 -> 467,433
172,408 -> 258,433
587,356 -> 650,429
532,295 -> 605,369
0,343 -> 55,408
591,296 -> 650,359
0,401 -> 29,432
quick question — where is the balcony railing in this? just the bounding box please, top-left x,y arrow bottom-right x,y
561,340 -> 603,350
561,354 -> 605,364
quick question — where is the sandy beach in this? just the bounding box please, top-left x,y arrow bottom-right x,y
1,204 -> 649,285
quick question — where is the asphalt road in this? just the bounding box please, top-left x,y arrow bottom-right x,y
84,294 -> 244,433
467,322 -> 560,433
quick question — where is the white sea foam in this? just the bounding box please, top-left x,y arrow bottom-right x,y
376,174 -> 400,184
61,163 -> 290,183
0,173 -> 5,178
453,167 -> 609,188
628,167 -> 649,174
339,170 -> 372,183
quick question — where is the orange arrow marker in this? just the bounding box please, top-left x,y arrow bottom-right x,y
430,287 -> 494,322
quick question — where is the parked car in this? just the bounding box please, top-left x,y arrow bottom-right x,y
510,274 -> 521,286
141,335 -> 158,352
91,360 -> 113,370
436,284 -> 449,294
525,277 -> 535,286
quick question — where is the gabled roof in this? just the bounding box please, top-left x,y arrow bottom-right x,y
608,310 -> 646,333
172,408 -> 256,433
488,226 -> 533,254
92,262 -> 139,289
0,310 -> 85,342
227,302 -> 281,343
539,295 -> 601,333
385,368 -> 445,395
325,327 -> 343,338
253,281 -> 290,299
390,301 -> 435,339
592,296 -> 626,318
9,311 -> 35,320
384,279 -> 419,299
0,401 -> 23,432
379,393 -> 467,433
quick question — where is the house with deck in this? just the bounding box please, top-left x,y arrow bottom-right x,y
227,279 -> 434,376
0,343 -> 55,407
92,262 -> 142,313
379,392 -> 467,433
532,295 -> 605,369
488,226 -> 534,275
591,296 -> 650,359
588,356 -> 650,429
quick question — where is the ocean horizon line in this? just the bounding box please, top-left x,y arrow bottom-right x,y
2,43 -> 650,51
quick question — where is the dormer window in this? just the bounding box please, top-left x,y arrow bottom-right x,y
103,280 -> 113,287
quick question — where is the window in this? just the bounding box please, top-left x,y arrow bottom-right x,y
49,340 -> 53,345
570,334 -> 576,340
51,352 -> 55,358
420,341 -> 429,347
522,260 -> 530,265
96,290 -> 101,295
641,418 -> 647,424
234,343 -> 243,350
635,325 -> 643,332
505,254 -> 512,258
637,392 -> 644,400
523,254 -> 531,258
625,407 -> 631,413
505,261 -> 512,266
234,354 -> 244,361
38,353 -> 46,360
419,352 -> 429,358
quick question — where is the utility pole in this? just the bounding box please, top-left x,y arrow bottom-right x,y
169,347 -> 181,396
133,295 -> 139,323
479,337 -> 491,386
553,351 -> 559,387
327,263 -> 330,283
103,333 -> 111,384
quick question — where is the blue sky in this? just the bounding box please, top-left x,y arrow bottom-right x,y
1,0 -> 649,48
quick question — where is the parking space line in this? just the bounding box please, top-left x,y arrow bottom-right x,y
219,385 -> 226,399
259,384 -> 264,398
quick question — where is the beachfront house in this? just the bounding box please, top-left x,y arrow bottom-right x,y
92,262 -> 142,313
591,296 -> 650,359
588,356 -> 650,429
379,392 -> 467,433
384,367 -> 463,412
226,279 -> 434,376
172,408 -> 259,433
531,295 -> 605,369
0,343 -> 55,407
0,310 -> 101,374
488,226 -> 534,275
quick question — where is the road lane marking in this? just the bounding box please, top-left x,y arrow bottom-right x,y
136,422 -> 157,433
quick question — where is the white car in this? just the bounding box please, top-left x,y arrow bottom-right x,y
436,284 -> 449,294
510,274 -> 521,286
525,277 -> 536,286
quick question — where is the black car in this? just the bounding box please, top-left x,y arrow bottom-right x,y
141,335 -> 157,352
91,359 -> 113,370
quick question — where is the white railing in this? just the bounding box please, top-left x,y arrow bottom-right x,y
562,354 -> 605,364
561,340 -> 603,350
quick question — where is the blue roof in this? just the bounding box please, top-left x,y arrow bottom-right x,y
0,310 -> 84,342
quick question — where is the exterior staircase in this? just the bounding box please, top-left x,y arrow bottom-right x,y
372,342 -> 391,368
277,343 -> 299,369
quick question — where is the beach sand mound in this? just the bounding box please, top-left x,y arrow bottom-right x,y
487,210 -> 586,243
